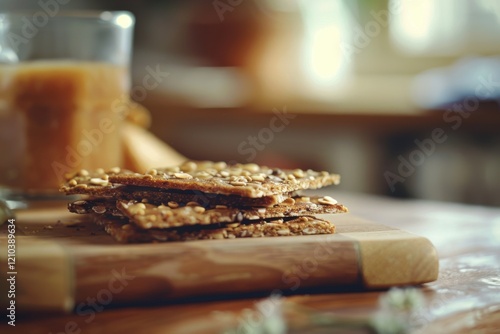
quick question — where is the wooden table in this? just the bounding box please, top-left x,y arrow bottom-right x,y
2,192 -> 499,334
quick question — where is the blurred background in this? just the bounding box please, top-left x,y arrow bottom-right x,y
2,0 -> 500,206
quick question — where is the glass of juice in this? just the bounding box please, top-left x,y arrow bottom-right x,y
0,11 -> 134,207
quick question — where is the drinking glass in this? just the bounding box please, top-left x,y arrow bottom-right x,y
0,11 -> 134,208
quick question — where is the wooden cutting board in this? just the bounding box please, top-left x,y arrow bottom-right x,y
0,205 -> 438,313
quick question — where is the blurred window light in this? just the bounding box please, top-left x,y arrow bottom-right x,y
395,0 -> 434,42
389,0 -> 500,55
309,25 -> 343,82
389,0 -> 467,55
298,0 -> 351,99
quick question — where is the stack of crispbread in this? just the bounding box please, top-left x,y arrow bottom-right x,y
61,161 -> 348,243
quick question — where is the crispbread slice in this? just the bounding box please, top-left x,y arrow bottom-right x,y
94,215 -> 335,243
60,168 -> 295,207
68,196 -> 347,229
63,184 -> 293,208
107,161 -> 340,198
116,196 -> 346,229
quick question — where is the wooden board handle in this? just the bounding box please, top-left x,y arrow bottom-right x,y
0,239 -> 74,313
348,230 -> 439,287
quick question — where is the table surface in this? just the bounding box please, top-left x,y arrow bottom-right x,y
2,192 -> 500,334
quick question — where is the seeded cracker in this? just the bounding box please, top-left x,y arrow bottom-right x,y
69,197 -> 347,229
95,215 -> 336,243
124,197 -> 346,228
62,160 -> 347,243
106,161 -> 340,198
61,167 -> 295,207
62,183 -> 293,208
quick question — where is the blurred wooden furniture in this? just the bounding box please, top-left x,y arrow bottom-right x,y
1,191 -> 499,333
141,96 -> 500,205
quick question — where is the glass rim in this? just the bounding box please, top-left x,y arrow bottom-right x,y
0,10 -> 135,27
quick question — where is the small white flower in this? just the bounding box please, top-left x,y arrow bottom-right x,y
371,287 -> 426,333
379,287 -> 425,312
255,295 -> 286,334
